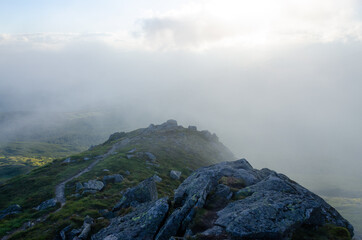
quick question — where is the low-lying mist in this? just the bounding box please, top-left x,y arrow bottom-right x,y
1,41 -> 362,195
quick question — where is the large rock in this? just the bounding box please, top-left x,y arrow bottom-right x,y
156,159 -> 354,240
77,215 -> 94,240
92,198 -> 169,240
215,174 -> 354,239
35,198 -> 57,211
0,204 -> 22,219
103,174 -> 124,185
83,180 -> 105,191
113,177 -> 158,211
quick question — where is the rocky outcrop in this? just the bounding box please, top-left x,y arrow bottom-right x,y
155,159 -> 354,240
0,204 -> 22,219
92,198 -> 169,240
113,177 -> 158,211
91,159 -> 353,240
60,216 -> 94,240
35,198 -> 57,211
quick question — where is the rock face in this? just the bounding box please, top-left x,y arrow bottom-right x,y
35,198 -> 57,211
113,177 -> 158,211
92,198 -> 169,240
0,204 -> 22,219
155,159 -> 354,240
92,159 -> 353,240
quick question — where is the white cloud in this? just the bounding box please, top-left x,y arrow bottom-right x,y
1,0 -> 362,51
138,0 -> 362,50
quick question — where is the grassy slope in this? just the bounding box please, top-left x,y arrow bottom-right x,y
0,126 -> 233,239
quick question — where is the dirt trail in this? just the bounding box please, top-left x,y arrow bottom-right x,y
55,141 -> 122,206
1,141 -> 126,240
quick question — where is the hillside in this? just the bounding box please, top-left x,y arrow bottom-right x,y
0,120 -> 354,240
0,120 -> 234,239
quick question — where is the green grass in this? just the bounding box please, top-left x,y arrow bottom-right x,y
0,127 -> 231,239
292,224 -> 351,240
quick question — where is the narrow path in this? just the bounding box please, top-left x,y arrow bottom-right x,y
55,142 -> 122,206
1,141 -> 126,240
55,156 -> 102,206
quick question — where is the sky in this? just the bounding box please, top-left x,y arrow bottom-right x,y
1,0 -> 362,192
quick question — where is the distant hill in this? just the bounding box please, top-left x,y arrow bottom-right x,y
0,111 -> 126,182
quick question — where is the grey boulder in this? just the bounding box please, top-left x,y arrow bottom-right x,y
92,198 -> 169,240
83,180 -> 104,191
113,177 -> 158,211
35,198 -> 57,211
103,174 -> 124,185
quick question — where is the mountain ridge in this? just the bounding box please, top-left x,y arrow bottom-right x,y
0,120 -> 355,240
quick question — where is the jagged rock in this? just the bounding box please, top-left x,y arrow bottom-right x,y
0,204 -> 22,219
77,215 -> 94,240
92,198 -> 169,240
83,180 -> 104,191
35,198 -> 57,211
188,126 -> 197,131
69,229 -> 81,239
59,225 -> 72,240
170,170 -> 182,180
103,174 -> 124,184
153,174 -> 162,183
113,177 -> 158,211
156,159 -> 354,240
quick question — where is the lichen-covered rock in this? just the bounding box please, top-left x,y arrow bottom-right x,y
103,174 -> 123,185
83,180 -> 104,191
35,198 -> 57,211
157,159 -> 354,240
113,177 -> 158,211
92,198 -> 169,240
170,170 -> 182,180
0,204 -> 22,219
